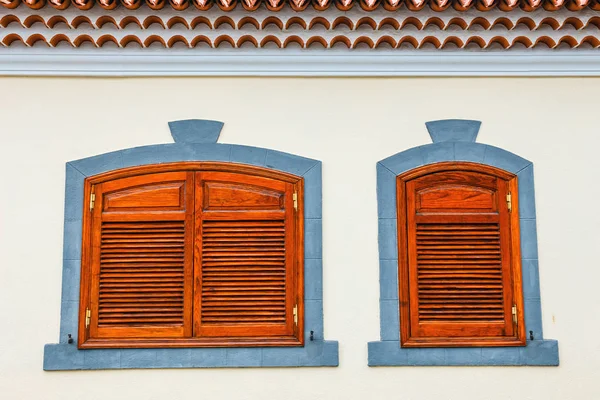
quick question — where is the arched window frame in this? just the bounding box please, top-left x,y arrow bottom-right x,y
44,120 -> 338,370
78,162 -> 305,349
368,120 -> 559,366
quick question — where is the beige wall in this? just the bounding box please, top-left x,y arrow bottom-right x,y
0,77 -> 599,400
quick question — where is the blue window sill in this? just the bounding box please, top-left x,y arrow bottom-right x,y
368,340 -> 558,366
44,341 -> 339,370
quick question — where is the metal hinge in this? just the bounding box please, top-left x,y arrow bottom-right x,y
85,307 -> 91,329
512,305 -> 517,325
89,186 -> 96,211
506,192 -> 512,212
293,304 -> 298,325
293,192 -> 298,211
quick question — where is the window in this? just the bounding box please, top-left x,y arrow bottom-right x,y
369,119 -> 558,367
43,119 -> 338,370
78,163 -> 304,349
397,162 -> 525,347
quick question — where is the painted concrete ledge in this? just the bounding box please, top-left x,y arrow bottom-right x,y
2,49 -> 600,76
44,341 -> 339,370
368,340 -> 559,366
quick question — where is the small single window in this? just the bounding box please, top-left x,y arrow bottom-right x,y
78,163 -> 304,348
397,162 -> 526,347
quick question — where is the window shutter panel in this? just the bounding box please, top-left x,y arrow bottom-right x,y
398,164 -> 525,347
194,171 -> 302,343
87,172 -> 194,340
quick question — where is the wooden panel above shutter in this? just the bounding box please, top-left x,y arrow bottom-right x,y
398,163 -> 526,347
85,172 -> 194,341
194,171 -> 303,344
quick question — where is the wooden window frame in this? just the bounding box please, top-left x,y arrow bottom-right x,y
77,162 -> 304,349
397,162 -> 526,348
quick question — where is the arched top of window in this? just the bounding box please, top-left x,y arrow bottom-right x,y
84,161 -> 304,186
397,161 -> 515,182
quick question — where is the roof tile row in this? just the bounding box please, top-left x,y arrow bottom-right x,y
2,0 -> 599,12
4,32 -> 600,48
3,13 -> 600,30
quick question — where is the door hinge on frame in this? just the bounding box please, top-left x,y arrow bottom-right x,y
293,304 -> 298,326
512,305 -> 517,325
89,186 -> 96,211
507,192 -> 512,212
293,192 -> 298,211
85,307 -> 91,329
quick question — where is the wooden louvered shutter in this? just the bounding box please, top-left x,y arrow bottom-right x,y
85,172 -> 194,343
398,163 -> 526,347
194,171 -> 303,344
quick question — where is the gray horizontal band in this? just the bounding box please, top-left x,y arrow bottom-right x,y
2,50 -> 600,77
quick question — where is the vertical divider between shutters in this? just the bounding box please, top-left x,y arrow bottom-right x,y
192,171 -> 202,337
184,171 -> 196,338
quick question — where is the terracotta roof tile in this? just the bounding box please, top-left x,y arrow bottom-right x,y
2,10 -> 599,49
4,32 -> 600,48
2,0 -> 600,11
3,11 -> 600,31
2,4 -> 598,51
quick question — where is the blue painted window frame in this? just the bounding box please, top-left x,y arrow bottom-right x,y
44,120 -> 338,370
368,120 -> 559,366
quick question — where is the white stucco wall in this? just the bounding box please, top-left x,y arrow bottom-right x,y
0,77 -> 599,399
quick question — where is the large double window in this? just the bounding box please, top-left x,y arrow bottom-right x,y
78,163 -> 304,349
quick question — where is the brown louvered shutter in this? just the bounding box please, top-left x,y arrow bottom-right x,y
194,171 -> 303,344
86,172 -> 194,342
398,163 -> 526,347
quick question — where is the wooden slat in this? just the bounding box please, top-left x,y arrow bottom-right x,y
416,223 -> 505,322
98,221 -> 186,326
200,219 -> 287,325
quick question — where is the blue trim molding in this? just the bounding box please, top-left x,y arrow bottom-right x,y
2,50 -> 600,77
368,119 -> 559,367
44,120 -> 338,370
